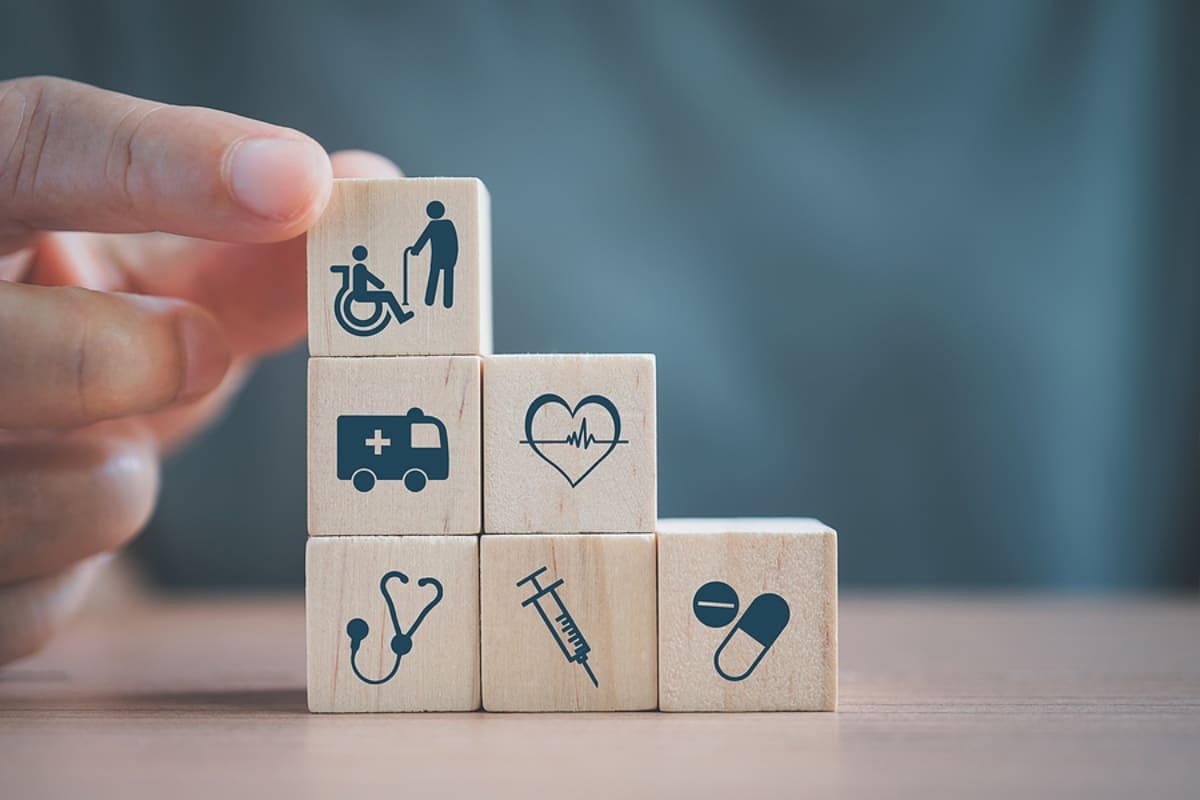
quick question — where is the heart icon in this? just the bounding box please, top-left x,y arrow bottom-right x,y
520,394 -> 629,488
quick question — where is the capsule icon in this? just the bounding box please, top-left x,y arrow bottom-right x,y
709,591 -> 790,682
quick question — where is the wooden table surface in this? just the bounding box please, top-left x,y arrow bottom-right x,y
1,594 -> 1196,799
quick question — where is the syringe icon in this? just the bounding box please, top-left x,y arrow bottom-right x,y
517,566 -> 599,688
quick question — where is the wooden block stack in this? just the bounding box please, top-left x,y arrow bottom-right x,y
306,178 -> 837,714
306,178 -> 488,712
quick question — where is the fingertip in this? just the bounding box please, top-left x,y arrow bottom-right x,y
225,135 -> 333,234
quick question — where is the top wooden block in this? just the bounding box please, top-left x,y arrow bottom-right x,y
307,178 -> 492,356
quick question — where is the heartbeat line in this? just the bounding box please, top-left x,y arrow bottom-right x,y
521,417 -> 629,450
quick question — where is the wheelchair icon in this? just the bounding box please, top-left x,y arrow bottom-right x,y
330,245 -> 414,337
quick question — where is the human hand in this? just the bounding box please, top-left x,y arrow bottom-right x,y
0,76 -> 401,664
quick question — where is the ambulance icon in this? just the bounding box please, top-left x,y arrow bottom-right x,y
337,409 -> 450,494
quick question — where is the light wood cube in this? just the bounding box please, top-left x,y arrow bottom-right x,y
482,354 -> 656,534
480,534 -> 657,711
657,518 -> 838,712
307,178 -> 491,357
306,535 -> 480,712
308,356 -> 481,535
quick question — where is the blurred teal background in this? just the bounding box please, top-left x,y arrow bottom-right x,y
3,1 -> 1197,588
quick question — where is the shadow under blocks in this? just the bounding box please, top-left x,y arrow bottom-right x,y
303,177 -> 838,712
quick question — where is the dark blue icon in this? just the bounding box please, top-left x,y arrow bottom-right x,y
410,200 -> 458,309
692,582 -> 790,682
693,580 -> 740,627
346,570 -> 444,685
519,394 -> 629,488
518,566 -> 599,688
330,245 -> 414,337
337,409 -> 449,493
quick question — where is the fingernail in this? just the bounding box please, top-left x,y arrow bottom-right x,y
175,307 -> 231,399
227,137 -> 331,222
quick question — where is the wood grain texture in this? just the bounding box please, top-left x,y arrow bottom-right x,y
307,178 -> 492,356
308,356 -> 481,535
657,518 -> 837,711
480,534 -> 657,710
2,594 -> 1198,799
482,354 -> 657,533
306,536 -> 480,711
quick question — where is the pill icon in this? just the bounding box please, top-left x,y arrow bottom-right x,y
713,593 -> 790,682
692,581 -> 740,628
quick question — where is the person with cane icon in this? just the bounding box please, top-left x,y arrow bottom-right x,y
410,200 -> 459,309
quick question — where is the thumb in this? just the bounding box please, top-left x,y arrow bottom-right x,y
0,76 -> 332,251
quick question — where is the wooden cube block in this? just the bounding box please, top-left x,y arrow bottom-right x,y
307,178 -> 492,357
308,356 -> 481,535
480,534 -> 657,711
482,354 -> 657,533
657,518 -> 838,712
306,535 -> 480,712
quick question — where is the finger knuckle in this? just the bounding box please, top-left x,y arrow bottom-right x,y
103,101 -> 165,229
0,76 -> 60,223
68,288 -> 95,421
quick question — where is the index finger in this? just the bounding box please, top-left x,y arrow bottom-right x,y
0,76 -> 332,252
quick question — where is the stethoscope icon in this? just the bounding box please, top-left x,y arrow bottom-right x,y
692,581 -> 790,682
345,570 -> 443,685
